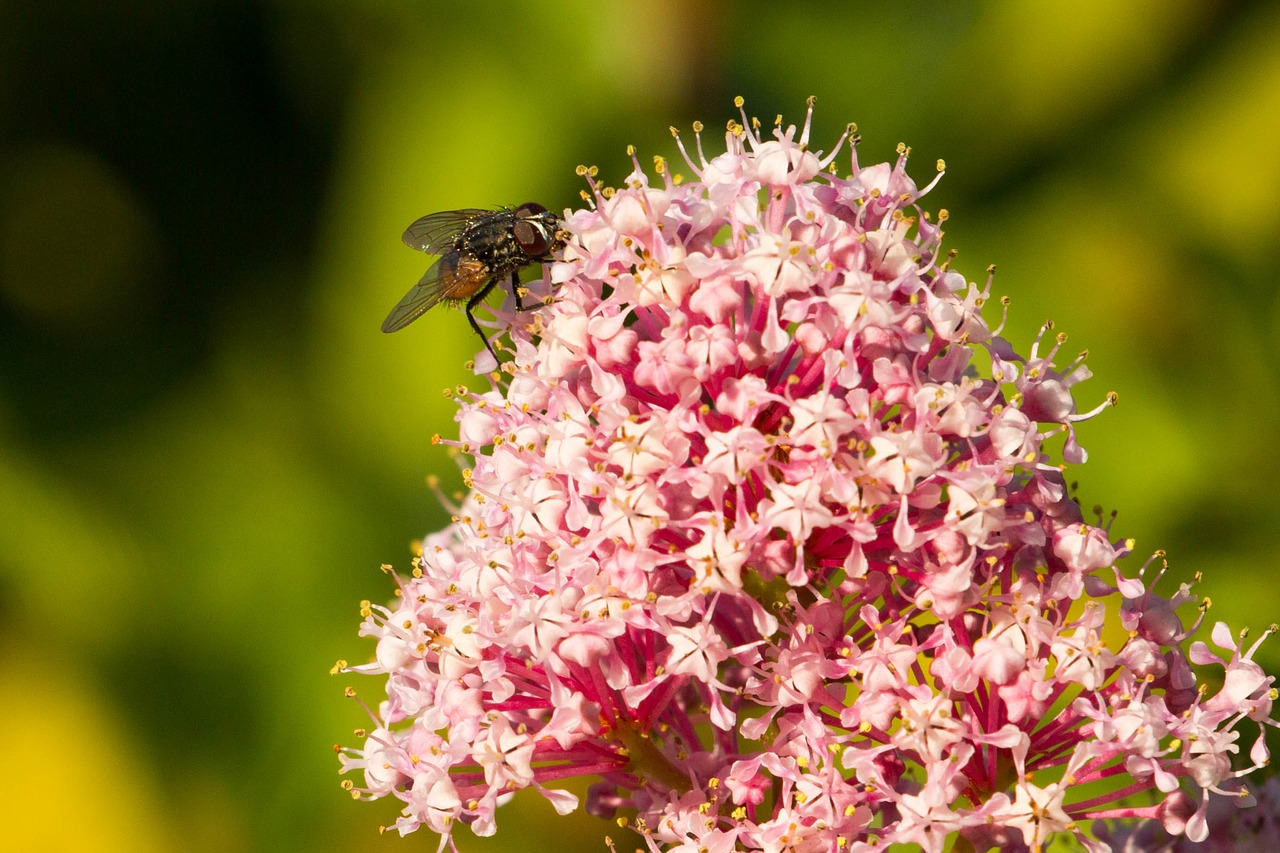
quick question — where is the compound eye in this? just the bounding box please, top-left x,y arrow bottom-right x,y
513,220 -> 552,256
514,202 -> 548,218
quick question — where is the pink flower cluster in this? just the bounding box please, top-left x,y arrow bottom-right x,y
337,99 -> 1277,852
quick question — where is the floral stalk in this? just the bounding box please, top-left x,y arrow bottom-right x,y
336,98 -> 1277,853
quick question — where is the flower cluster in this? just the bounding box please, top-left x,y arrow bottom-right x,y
337,99 -> 1277,852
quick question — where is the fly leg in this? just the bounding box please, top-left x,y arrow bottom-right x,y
508,270 -> 527,312
509,269 -> 555,313
465,281 -> 500,363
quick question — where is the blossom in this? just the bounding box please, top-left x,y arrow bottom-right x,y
1095,776 -> 1280,851
336,98 -> 1278,852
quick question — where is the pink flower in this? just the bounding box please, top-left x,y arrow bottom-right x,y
337,98 -> 1278,852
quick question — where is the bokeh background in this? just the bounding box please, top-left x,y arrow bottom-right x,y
2,1 -> 1279,850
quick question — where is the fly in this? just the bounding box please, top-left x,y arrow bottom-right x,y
382,202 -> 564,360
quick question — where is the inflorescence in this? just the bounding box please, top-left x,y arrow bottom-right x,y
337,98 -> 1277,853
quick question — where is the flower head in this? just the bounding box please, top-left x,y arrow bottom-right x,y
337,99 -> 1278,852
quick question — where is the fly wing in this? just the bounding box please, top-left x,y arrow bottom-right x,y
401,209 -> 490,254
381,252 -> 490,333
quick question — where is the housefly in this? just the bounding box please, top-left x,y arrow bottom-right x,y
381,202 -> 564,360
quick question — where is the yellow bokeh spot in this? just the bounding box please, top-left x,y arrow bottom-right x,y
0,648 -> 175,853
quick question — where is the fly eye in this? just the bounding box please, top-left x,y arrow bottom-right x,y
513,220 -> 552,256
514,202 -> 547,217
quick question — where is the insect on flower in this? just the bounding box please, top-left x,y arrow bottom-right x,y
381,202 -> 565,360
343,100 -> 1280,853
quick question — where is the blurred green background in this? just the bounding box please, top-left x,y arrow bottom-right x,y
2,1 -> 1279,850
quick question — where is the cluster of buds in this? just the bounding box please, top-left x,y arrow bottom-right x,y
337,99 -> 1277,852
